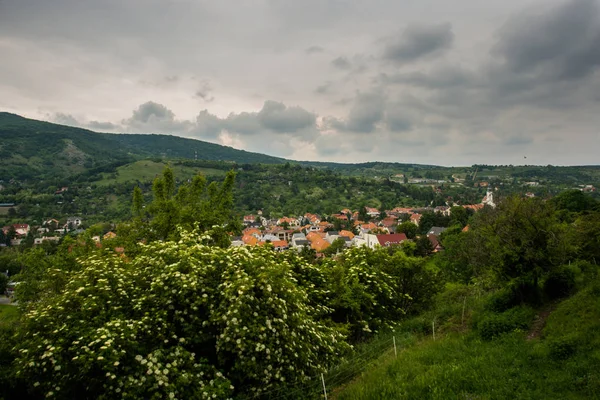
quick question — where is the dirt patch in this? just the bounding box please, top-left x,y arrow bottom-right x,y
527,303 -> 558,341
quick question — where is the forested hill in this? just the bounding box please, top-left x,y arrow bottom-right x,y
0,112 -> 286,179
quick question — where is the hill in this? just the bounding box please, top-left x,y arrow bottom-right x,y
0,112 -> 286,179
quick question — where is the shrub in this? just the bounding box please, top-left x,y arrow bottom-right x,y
546,336 -> 578,360
12,231 -> 350,399
543,265 -> 577,300
477,306 -> 535,340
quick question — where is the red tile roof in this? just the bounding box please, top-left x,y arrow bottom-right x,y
375,233 -> 407,246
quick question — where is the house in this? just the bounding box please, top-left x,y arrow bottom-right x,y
12,224 -> 30,237
277,217 -> 299,227
55,186 -> 69,195
427,227 -> 447,236
339,236 -> 353,247
332,213 -> 348,221
525,192 -> 535,198
379,217 -> 398,230
339,230 -> 355,240
352,236 -> 367,247
304,213 -> 321,225
243,215 -> 257,225
43,218 -> 60,227
375,233 -> 408,247
37,227 -> 49,235
103,231 -> 117,240
291,233 -> 308,247
365,207 -> 380,218
242,235 -> 259,246
230,236 -> 244,247
34,238 -> 44,246
10,238 -> 22,246
65,217 -> 83,230
269,240 -> 289,251
261,233 -> 280,242
358,222 -> 378,233
340,208 -> 352,215
310,238 -> 330,252
293,239 -> 310,250
243,228 -> 262,238
427,235 -> 444,252
410,213 -> 422,226
434,206 -> 451,216
325,231 -> 340,244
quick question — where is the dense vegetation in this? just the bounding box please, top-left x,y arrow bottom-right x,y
0,116 -> 600,399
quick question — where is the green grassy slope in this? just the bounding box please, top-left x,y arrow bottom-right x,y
94,160 -> 226,186
0,113 -> 285,180
335,281 -> 600,400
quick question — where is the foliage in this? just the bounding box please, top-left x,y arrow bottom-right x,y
12,231 -> 349,399
120,166 -> 240,249
476,306 -> 535,340
322,246 -> 437,340
396,221 -> 417,239
336,279 -> 600,399
543,265 -> 577,300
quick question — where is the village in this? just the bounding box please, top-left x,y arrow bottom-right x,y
231,187 -> 497,255
0,188 -> 499,257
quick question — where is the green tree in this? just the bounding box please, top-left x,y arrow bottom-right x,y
449,206 -> 469,227
415,235 -> 434,257
324,238 -> 346,256
397,221 -> 418,239
132,185 -> 144,218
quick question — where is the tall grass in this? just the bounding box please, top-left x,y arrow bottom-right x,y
335,279 -> 600,400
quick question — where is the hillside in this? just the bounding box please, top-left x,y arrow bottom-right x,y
0,112 -> 286,179
335,278 -> 600,399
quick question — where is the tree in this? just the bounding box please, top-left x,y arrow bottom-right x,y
324,238 -> 346,256
358,206 -> 369,222
415,235 -> 434,257
397,221 -> 418,239
443,196 -> 574,300
449,206 -> 469,227
124,167 -> 240,247
132,185 -> 144,218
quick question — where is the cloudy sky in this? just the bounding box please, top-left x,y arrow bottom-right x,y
1,0 -> 600,166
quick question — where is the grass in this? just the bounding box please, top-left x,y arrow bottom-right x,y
0,304 -> 19,326
96,160 -> 226,185
334,280 -> 600,400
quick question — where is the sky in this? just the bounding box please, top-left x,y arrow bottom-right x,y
1,0 -> 600,166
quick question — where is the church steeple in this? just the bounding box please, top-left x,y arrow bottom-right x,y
482,186 -> 496,208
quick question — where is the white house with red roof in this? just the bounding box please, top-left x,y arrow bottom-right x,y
12,224 -> 30,237
365,207 -> 380,218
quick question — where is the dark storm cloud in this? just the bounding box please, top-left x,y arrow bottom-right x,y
256,100 -> 316,133
122,102 -> 192,133
128,102 -> 175,124
383,23 -> 454,63
193,110 -> 223,139
325,92 -> 386,133
331,56 -> 352,70
492,0 -> 600,81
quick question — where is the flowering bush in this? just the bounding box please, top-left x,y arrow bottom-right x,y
13,230 -> 348,399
